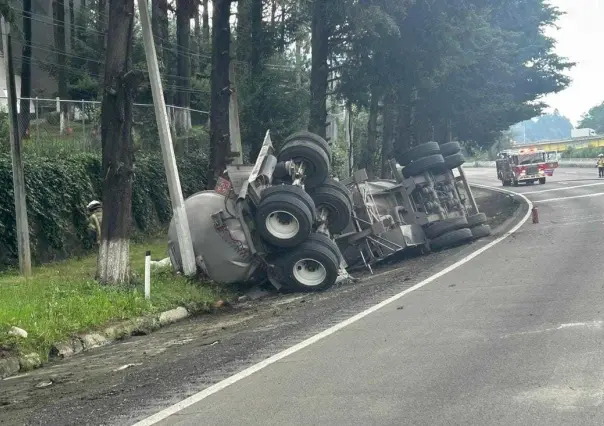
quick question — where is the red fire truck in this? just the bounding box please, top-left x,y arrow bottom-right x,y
496,148 -> 559,186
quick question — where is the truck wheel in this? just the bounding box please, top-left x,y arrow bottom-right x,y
423,216 -> 468,239
439,141 -> 461,157
261,185 -> 317,223
308,179 -> 353,234
305,232 -> 344,262
466,213 -> 487,228
429,228 -> 473,251
539,177 -> 546,184
396,142 -> 441,167
444,153 -> 465,169
471,224 -> 491,239
274,236 -> 340,292
402,154 -> 445,178
278,139 -> 331,189
283,131 -> 331,162
256,187 -> 314,248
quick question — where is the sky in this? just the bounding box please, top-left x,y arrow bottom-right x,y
542,0 -> 604,125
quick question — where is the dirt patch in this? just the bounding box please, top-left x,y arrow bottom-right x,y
473,187 -> 519,230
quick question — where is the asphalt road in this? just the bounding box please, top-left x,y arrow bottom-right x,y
2,166 -> 603,426
140,167 -> 604,426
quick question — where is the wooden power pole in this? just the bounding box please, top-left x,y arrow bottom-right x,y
1,16 -> 32,277
137,0 -> 197,277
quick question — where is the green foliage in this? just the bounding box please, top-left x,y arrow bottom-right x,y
561,147 -> 604,159
0,151 -> 208,268
510,111 -> 573,142
578,102 -> 604,134
0,238 -> 231,362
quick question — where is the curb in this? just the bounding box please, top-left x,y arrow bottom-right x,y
0,188 -> 520,380
1,305 -> 212,380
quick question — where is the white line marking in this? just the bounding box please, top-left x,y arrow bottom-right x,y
522,182 -> 604,195
535,192 -> 604,204
132,186 -> 532,426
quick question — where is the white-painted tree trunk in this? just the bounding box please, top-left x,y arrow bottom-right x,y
97,238 -> 130,284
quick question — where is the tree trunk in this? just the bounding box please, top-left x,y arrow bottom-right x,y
309,0 -> 329,138
247,0 -> 264,161
152,0 -> 172,105
208,0 -> 232,189
202,0 -> 210,46
69,0 -> 75,50
279,4 -> 286,52
192,5 -> 201,76
236,0 -> 250,62
97,0 -> 136,285
395,93 -> 411,154
20,0 -> 32,138
53,0 -> 68,134
271,0 -> 276,27
175,0 -> 193,135
95,0 -> 107,77
364,84 -> 380,178
381,92 -> 397,177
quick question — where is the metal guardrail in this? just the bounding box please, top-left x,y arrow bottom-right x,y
464,158 -> 597,168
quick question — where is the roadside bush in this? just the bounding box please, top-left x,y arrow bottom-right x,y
0,151 -> 208,268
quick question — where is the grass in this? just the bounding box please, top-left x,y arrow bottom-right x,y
0,238 -> 233,361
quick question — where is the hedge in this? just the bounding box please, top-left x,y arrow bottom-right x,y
0,151 -> 208,268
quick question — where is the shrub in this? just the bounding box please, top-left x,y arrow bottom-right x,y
0,151 -> 208,268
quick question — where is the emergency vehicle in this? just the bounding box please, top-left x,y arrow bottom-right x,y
496,148 -> 559,186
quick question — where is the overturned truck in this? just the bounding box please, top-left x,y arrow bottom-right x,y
168,131 -> 490,292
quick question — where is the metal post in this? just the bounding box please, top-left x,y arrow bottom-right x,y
144,250 -> 151,299
228,62 -> 243,164
137,0 -> 196,276
457,165 -> 479,214
81,99 -> 85,144
1,17 -> 32,277
35,97 -> 39,141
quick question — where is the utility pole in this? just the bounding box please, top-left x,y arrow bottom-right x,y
1,17 -> 32,277
137,0 -> 196,277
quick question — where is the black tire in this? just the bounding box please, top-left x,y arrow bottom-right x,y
278,140 -> 331,189
471,224 -> 491,239
274,237 -> 340,292
444,152 -> 465,169
467,213 -> 487,228
439,141 -> 461,157
423,216 -> 469,240
261,185 -> 317,223
308,180 -> 353,234
255,188 -> 314,248
402,154 -> 445,178
396,142 -> 441,167
305,232 -> 343,263
283,131 -> 331,161
429,228 -> 473,251
539,177 -> 546,184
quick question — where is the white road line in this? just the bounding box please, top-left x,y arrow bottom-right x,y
522,181 -> 604,195
535,192 -> 604,204
131,186 -> 533,426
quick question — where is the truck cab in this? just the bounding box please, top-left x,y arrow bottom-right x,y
496,148 -> 555,186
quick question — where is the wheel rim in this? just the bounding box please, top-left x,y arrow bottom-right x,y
292,258 -> 327,287
265,211 -> 300,239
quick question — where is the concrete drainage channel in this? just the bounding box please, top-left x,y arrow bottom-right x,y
1,137 -> 506,381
